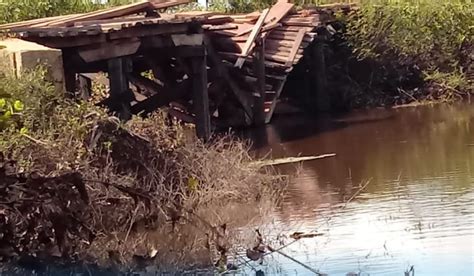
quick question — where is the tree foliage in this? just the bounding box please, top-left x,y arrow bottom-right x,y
0,0 -> 143,24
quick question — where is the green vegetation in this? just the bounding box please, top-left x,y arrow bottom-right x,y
345,0 -> 473,105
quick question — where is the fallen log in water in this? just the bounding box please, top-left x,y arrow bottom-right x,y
250,153 -> 336,167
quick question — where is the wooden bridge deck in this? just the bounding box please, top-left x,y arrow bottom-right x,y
0,0 -> 354,140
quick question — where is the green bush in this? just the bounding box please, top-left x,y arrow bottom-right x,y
346,0 -> 473,101
0,96 -> 24,130
0,0 -> 97,24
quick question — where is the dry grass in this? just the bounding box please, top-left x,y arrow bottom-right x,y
0,68 -> 287,271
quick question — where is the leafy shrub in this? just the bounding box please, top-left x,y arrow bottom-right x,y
0,96 -> 24,130
346,0 -> 473,101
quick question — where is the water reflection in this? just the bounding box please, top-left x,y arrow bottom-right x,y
242,104 -> 474,275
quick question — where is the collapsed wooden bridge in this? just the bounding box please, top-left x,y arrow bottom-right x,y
0,0 -> 354,140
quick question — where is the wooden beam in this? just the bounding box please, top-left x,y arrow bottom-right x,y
285,29 -> 306,66
63,48 -> 76,98
253,38 -> 266,126
190,51 -> 211,141
107,57 -> 133,120
23,34 -> 107,49
37,1 -> 153,27
265,77 -> 287,123
235,8 -> 270,68
108,22 -> 192,40
78,38 -> 141,62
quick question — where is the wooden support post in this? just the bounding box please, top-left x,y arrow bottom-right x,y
107,57 -> 133,121
190,49 -> 211,141
78,74 -> 92,100
253,38 -> 266,126
62,49 -> 76,98
63,67 -> 76,98
312,41 -> 330,112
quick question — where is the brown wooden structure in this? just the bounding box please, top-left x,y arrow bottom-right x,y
0,0 -> 355,141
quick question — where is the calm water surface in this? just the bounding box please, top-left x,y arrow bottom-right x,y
243,104 -> 473,275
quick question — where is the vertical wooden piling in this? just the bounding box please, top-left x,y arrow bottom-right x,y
63,66 -> 76,98
62,49 -> 76,98
107,57 -> 132,121
253,38 -> 266,126
190,48 -> 211,141
312,40 -> 330,112
78,74 -> 92,100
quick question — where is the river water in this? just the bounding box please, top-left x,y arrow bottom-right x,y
242,104 -> 474,275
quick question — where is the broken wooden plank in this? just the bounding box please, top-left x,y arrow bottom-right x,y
203,15 -> 233,25
213,23 -> 254,37
35,1 -> 154,27
265,1 -> 295,25
235,8 -> 270,68
285,29 -> 306,66
0,14 -> 75,30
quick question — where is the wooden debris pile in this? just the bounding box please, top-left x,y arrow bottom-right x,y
0,156 -> 92,261
0,0 -> 355,133
175,1 -> 355,122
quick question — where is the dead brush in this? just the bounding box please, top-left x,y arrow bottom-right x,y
0,85 -> 287,271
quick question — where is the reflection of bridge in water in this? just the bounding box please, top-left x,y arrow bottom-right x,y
0,0 -> 355,140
